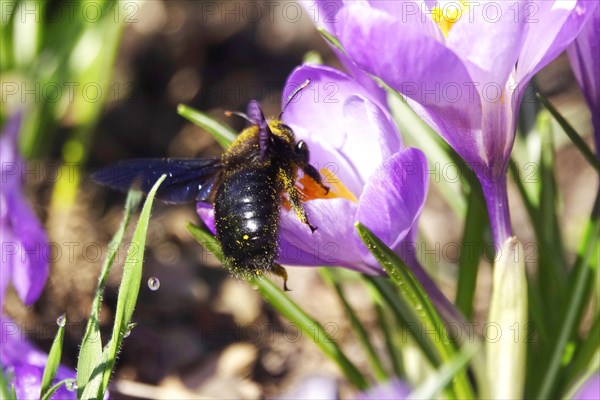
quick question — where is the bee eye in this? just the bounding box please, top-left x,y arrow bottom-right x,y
295,140 -> 307,153
295,140 -> 310,163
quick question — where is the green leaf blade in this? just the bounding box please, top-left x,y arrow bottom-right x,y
40,315 -> 66,399
177,104 -> 237,149
186,223 -> 369,390
89,174 -> 166,398
76,190 -> 142,396
355,222 -> 474,399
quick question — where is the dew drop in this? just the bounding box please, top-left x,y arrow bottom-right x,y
147,277 -> 160,291
65,380 -> 77,392
56,315 -> 66,327
124,322 -> 137,338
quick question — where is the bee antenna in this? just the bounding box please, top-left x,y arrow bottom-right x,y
225,111 -> 253,124
279,79 -> 310,119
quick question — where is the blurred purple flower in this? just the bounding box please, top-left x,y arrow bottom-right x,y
0,112 -> 49,308
567,5 -> 600,155
317,0 -> 597,244
0,113 -> 71,399
355,378 -> 411,400
278,375 -> 339,400
573,372 -> 600,400
199,64 -> 427,275
1,317 -> 76,399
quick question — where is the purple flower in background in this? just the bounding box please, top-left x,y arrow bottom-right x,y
0,112 -> 49,308
318,0 -> 597,244
356,378 -> 411,400
1,317 -> 76,399
0,113 -> 69,398
278,375 -> 339,400
567,5 -> 600,155
573,372 -> 600,400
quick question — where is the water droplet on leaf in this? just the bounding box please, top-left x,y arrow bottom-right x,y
65,380 -> 77,392
56,315 -> 66,327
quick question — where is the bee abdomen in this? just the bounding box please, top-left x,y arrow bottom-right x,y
214,167 -> 281,275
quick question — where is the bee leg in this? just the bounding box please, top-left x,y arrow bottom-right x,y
303,164 -> 330,195
288,185 -> 318,233
272,263 -> 290,291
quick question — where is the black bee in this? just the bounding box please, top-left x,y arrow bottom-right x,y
92,88 -> 329,290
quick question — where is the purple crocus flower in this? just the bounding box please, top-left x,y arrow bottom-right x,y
1,317 -> 76,399
567,4 -> 600,155
198,64 -> 463,324
355,378 -> 411,400
0,112 -> 49,308
573,372 -> 600,400
198,64 -> 427,275
317,0 -> 597,244
0,114 -> 75,399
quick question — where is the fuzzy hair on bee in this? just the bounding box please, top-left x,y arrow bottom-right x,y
92,88 -> 329,291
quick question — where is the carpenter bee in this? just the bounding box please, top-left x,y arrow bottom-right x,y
92,84 -> 329,290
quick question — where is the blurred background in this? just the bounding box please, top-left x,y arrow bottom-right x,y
1,1 -> 596,399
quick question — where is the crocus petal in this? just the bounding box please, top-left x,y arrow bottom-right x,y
283,64 -> 395,150
0,112 -> 49,306
196,202 -> 216,235
304,0 -> 343,35
356,148 -> 428,262
0,226 -> 13,308
336,4 -> 485,172
342,95 -> 403,184
1,317 -> 76,399
367,0 -> 445,42
574,372 -> 600,400
567,5 -> 600,152
284,64 -> 401,192
517,0 -> 597,87
567,5 -> 600,110
6,191 -> 49,305
278,198 -> 381,274
446,0 -> 526,89
356,378 -> 411,400
279,375 -> 338,400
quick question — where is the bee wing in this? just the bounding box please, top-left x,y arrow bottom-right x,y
247,100 -> 272,161
92,158 -> 223,204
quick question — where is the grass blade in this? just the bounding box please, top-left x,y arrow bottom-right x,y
76,190 -> 142,396
455,186 -> 487,319
187,223 -> 369,390
356,222 -> 474,399
40,314 -> 66,398
317,27 -> 345,53
177,104 -> 237,149
41,379 -> 75,400
565,314 -> 600,387
321,269 -> 388,382
536,92 -> 599,172
0,368 -> 16,400
253,275 -> 369,390
366,279 -> 405,378
408,343 -> 480,400
80,175 -> 166,399
364,276 -> 440,367
536,194 -> 600,399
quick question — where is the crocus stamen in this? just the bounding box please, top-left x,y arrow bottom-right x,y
431,1 -> 467,37
298,168 -> 358,203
